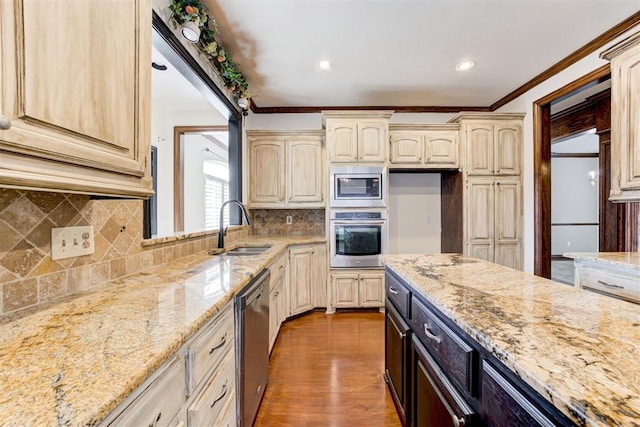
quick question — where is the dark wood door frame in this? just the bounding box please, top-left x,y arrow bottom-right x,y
533,65 -> 610,278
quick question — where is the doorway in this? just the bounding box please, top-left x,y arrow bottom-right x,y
533,65 -> 639,278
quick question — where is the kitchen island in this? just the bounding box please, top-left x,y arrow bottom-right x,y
0,235 -> 324,426
383,253 -> 640,426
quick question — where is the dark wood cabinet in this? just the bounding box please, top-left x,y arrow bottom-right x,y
385,301 -> 410,425
412,336 -> 480,427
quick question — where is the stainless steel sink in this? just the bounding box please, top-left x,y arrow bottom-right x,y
212,245 -> 272,257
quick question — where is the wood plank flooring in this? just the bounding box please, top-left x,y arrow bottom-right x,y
254,311 -> 402,426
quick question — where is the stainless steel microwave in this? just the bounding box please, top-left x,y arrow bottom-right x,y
329,166 -> 387,208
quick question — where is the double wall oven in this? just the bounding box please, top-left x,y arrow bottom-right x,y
329,166 -> 388,268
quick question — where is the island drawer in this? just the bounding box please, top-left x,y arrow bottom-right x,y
187,352 -> 235,427
578,266 -> 640,304
186,305 -> 234,395
411,296 -> 476,395
385,270 -> 411,317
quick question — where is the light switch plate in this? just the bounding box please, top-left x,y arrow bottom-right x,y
51,226 -> 95,260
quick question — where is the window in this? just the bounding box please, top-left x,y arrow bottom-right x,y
205,175 -> 229,229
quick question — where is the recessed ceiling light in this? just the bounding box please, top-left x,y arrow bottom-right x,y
318,60 -> 332,71
455,60 -> 475,72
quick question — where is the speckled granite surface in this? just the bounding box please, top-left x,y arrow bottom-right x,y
382,254 -> 640,427
564,252 -> 640,272
0,236 -> 324,426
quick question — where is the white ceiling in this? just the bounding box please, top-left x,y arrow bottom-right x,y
201,0 -> 639,108
552,130 -> 599,153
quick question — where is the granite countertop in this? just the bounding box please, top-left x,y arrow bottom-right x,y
564,252 -> 640,272
0,235 -> 324,426
382,254 -> 640,427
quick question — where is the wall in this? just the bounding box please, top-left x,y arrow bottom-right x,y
250,209 -> 325,236
388,173 -> 442,254
551,157 -> 599,255
0,189 -> 248,317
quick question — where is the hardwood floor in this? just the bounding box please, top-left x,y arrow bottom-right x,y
254,310 -> 402,427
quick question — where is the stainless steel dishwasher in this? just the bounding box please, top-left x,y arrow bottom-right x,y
235,269 -> 270,427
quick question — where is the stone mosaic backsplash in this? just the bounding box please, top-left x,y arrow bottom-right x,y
0,189 -> 247,317
250,209 -> 325,236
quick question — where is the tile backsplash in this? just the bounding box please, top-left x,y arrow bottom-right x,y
251,209 -> 325,236
0,189 -> 247,317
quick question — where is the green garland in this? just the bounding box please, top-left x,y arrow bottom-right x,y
169,0 -> 251,110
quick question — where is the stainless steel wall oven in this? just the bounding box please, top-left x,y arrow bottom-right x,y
330,210 -> 387,268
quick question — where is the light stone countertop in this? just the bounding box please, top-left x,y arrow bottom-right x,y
564,252 -> 640,272
382,253 -> 640,427
0,235 -> 325,426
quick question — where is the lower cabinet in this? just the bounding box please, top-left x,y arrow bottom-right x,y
384,268 -> 576,427
288,243 -> 327,316
269,252 -> 289,353
328,269 -> 384,312
100,303 -> 235,427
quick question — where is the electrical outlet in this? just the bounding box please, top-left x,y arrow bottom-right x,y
51,226 -> 95,260
426,215 -> 431,224
567,241 -> 572,247
286,215 -> 293,225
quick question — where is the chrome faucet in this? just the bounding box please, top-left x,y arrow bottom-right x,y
218,199 -> 251,249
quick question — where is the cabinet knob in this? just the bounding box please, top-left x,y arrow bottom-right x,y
452,415 -> 465,427
0,115 -> 11,130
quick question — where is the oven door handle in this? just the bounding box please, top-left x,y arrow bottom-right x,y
331,221 -> 386,226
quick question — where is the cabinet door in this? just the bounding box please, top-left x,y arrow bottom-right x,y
494,180 -> 521,269
425,131 -> 459,168
481,361 -> 556,427
390,133 -> 422,164
287,138 -> 323,203
466,180 -> 494,261
268,281 -> 281,353
312,244 -> 328,308
0,0 -> 152,197
466,124 -> 494,175
494,124 -> 521,175
331,273 -> 359,307
289,246 -> 314,315
359,273 -> 384,307
249,139 -> 285,204
327,120 -> 358,162
385,303 -> 410,425
358,121 -> 387,163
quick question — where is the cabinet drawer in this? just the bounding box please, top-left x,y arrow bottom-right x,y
579,266 -> 640,304
212,394 -> 237,427
188,352 -> 235,427
109,356 -> 185,427
186,306 -> 234,394
385,270 -> 411,317
269,252 -> 288,284
411,297 -> 476,395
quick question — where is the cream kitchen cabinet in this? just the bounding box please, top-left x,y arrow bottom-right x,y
450,113 -> 524,176
601,31 -> 640,202
0,0 -> 152,197
389,124 -> 460,169
288,243 -> 327,316
268,251 -> 289,353
327,270 -> 384,312
324,111 -> 393,164
465,178 -> 522,270
247,131 -> 324,208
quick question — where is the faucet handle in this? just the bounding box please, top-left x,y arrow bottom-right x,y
224,226 -> 229,236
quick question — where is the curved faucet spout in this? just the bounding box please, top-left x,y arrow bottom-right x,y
218,200 -> 251,249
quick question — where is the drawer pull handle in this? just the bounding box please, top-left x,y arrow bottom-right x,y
148,411 -> 161,427
388,287 -> 399,295
279,264 -> 284,270
210,381 -> 228,408
597,280 -> 624,289
424,323 -> 442,344
209,333 -> 227,355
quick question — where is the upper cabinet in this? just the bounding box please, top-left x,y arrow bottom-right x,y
389,124 -> 460,169
247,131 -> 324,208
601,31 -> 640,202
450,113 -> 524,176
0,0 -> 152,197
324,111 -> 392,163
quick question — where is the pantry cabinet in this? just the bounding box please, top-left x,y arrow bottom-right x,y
328,269 -> 384,312
247,131 -> 324,208
288,243 -> 327,316
601,31 -> 640,202
389,124 -> 460,169
324,111 -> 393,164
0,0 -> 152,197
